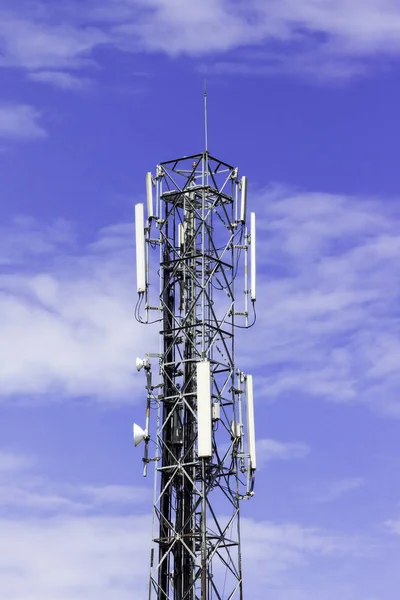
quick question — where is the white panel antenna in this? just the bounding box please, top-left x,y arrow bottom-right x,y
135,203 -> 146,293
197,361 -> 212,458
246,375 -> 256,471
212,402 -> 220,421
240,176 -> 247,223
178,223 -> 184,249
146,172 -> 154,219
250,211 -> 256,301
230,420 -> 241,439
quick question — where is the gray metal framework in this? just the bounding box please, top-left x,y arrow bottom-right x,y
135,152 -> 256,600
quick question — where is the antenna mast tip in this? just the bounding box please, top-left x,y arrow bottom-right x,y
204,81 -> 208,152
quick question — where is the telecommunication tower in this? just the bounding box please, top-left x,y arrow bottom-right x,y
133,109 -> 257,599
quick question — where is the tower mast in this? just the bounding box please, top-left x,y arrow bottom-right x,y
134,138 -> 257,600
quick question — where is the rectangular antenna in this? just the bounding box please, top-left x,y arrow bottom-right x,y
246,375 -> 256,471
250,211 -> 256,301
197,360 -> 212,458
135,203 -> 146,293
146,172 -> 154,219
240,176 -> 247,223
178,223 -> 184,249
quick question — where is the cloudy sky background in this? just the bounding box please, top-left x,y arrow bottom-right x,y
1,1 -> 400,599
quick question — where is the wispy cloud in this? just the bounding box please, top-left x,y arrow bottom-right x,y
240,516 -> 380,597
0,447 -> 149,515
87,0 -> 400,60
0,446 -> 379,600
28,70 -> 92,90
200,51 -> 371,84
316,478 -> 365,503
0,218 -> 157,403
0,14 -> 106,70
0,216 -> 74,265
239,187 -> 400,417
242,517 -> 371,566
0,103 -> 46,140
257,439 -> 310,468
0,512 -> 381,600
0,450 -> 35,473
386,517 -> 400,535
2,184 -> 400,415
0,515 -> 151,600
2,1 -> 400,83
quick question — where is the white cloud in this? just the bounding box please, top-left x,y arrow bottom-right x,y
0,446 -> 377,600
0,515 -> 151,600
28,70 -> 92,90
239,517 -> 380,600
316,478 -> 365,503
0,479 -> 149,515
0,450 -> 34,473
257,439 -> 310,467
264,0 -> 400,54
110,0 -> 257,56
1,1 -> 400,82
242,517 -> 369,567
2,512 -> 369,600
0,15 -> 106,70
0,218 -> 158,403
386,516 -> 400,535
0,104 -> 46,140
0,216 -> 75,265
200,51 -> 371,83
238,187 -> 400,417
87,0 -> 400,59
2,184 -> 400,417
0,447 -> 149,515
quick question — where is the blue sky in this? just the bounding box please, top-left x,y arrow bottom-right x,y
1,1 -> 400,598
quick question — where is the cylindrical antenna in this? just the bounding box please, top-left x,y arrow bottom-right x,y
135,203 -> 146,293
156,165 -> 163,222
246,375 -> 256,471
240,176 -> 247,223
250,211 -> 256,301
146,172 -> 154,219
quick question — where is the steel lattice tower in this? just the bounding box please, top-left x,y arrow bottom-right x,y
134,149 -> 257,600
